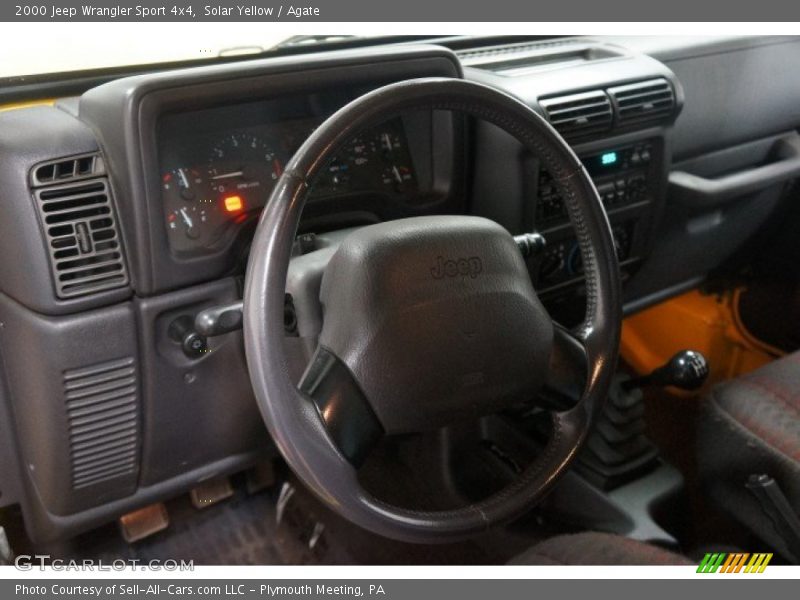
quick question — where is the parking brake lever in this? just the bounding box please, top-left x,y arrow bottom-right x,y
195,301 -> 244,338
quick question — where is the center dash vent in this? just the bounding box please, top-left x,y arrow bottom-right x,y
32,175 -> 128,299
539,90 -> 613,137
608,78 -> 676,125
64,357 -> 139,490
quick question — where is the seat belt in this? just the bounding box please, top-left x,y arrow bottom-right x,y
746,474 -> 800,561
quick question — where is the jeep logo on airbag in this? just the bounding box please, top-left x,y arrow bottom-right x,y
431,256 -> 483,279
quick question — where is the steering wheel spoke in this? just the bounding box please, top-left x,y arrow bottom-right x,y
540,323 -> 589,409
298,346 -> 384,467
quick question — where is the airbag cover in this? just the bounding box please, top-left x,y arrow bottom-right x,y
318,215 -> 553,433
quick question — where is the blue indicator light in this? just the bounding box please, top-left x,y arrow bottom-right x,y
601,151 -> 618,166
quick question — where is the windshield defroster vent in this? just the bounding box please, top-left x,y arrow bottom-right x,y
539,90 -> 613,137
608,78 -> 676,125
31,169 -> 129,299
457,39 -> 577,63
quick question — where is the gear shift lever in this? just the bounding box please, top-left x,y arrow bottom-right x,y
622,350 -> 709,392
576,349 -> 708,489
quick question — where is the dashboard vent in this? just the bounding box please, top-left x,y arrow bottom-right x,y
457,39 -> 577,63
33,177 -> 128,299
64,357 -> 139,490
540,90 -> 613,137
457,41 -> 625,77
31,153 -> 105,187
609,78 -> 675,125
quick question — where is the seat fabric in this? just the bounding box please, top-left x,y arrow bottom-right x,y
509,532 -> 691,565
697,351 -> 800,560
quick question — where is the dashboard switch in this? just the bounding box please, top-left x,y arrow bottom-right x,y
513,232 -> 546,258
195,301 -> 244,338
168,315 -> 209,359
182,333 -> 209,359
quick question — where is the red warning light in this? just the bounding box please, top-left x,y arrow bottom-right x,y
224,195 -> 244,213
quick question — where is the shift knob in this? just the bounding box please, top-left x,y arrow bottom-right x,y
623,350 -> 709,391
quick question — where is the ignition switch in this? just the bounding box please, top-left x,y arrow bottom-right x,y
168,315 -> 209,359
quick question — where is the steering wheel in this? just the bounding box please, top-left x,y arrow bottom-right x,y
243,78 -> 622,543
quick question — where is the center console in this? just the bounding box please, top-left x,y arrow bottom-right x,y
532,138 -> 660,295
463,38 -> 683,319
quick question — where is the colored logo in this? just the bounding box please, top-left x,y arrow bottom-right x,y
697,552 -> 773,573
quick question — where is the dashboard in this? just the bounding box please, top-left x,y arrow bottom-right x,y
3,37 -> 800,545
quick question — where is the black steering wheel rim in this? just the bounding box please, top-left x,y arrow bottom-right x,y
243,77 -> 622,543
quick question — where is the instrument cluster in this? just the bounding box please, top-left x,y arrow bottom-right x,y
160,116 -> 417,254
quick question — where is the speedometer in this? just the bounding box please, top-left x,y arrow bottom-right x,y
207,132 -> 284,200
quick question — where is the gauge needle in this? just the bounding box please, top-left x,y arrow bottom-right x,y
179,208 -> 194,228
211,170 -> 244,180
392,165 -> 403,183
178,168 -> 190,189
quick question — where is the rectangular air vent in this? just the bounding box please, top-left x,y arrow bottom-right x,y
64,357 -> 139,490
31,153 -> 105,187
608,78 -> 676,125
539,90 -> 613,137
33,177 -> 128,299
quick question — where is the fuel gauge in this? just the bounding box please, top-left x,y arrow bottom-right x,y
167,205 -> 208,241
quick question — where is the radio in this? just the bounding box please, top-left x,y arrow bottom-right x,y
535,140 -> 655,226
